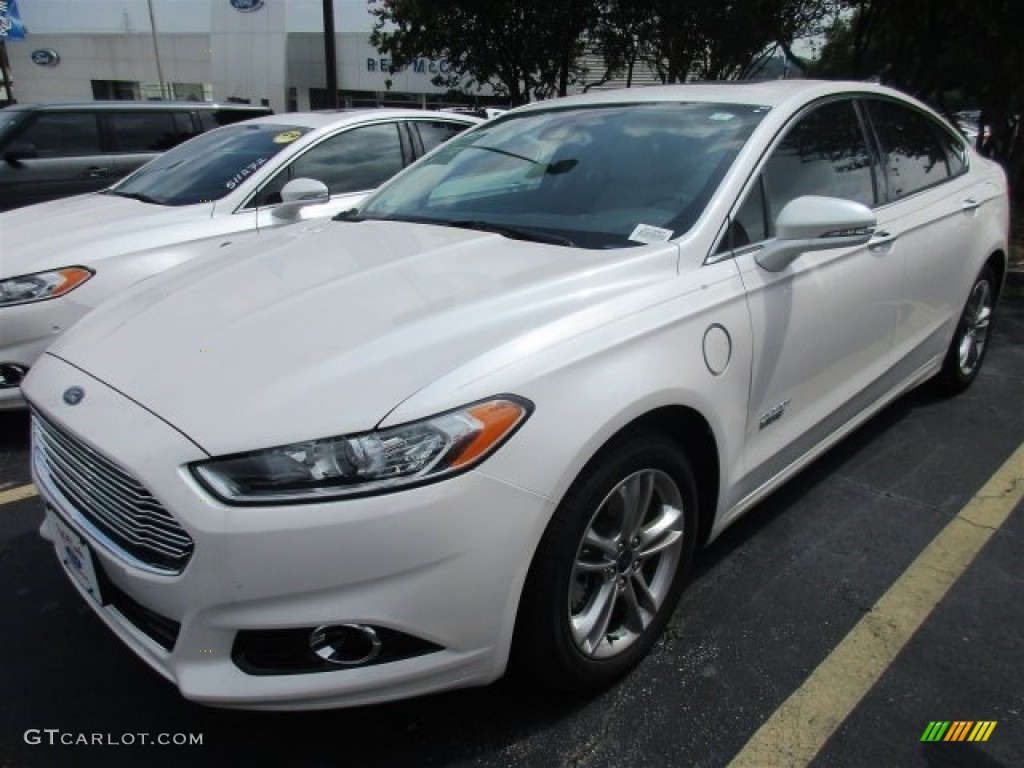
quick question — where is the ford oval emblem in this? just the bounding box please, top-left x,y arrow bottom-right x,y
31,49 -> 60,67
229,0 -> 264,11
62,387 -> 85,406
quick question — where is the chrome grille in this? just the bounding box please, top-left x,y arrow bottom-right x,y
31,410 -> 194,573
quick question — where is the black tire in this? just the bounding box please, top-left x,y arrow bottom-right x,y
933,265 -> 997,395
513,433 -> 698,692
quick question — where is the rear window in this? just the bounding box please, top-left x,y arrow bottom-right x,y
108,123 -> 311,206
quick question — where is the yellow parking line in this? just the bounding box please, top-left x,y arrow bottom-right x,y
729,442 -> 1024,768
0,483 -> 38,506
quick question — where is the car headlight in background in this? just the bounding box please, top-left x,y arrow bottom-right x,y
192,396 -> 532,503
0,267 -> 94,307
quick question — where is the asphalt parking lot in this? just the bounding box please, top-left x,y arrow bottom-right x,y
1,297 -> 1021,768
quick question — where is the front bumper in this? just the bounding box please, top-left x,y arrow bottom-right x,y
26,353 -> 555,710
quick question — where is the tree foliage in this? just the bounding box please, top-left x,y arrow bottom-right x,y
618,0 -> 834,82
368,0 -> 596,103
369,0 -> 832,102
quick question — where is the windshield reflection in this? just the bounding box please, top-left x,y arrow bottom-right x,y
109,123 -> 311,207
360,102 -> 768,249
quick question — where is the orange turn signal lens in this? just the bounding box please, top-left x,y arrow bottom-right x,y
52,267 -> 94,296
449,399 -> 530,469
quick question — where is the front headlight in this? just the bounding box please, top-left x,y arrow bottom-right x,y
0,267 -> 94,307
191,396 -> 532,504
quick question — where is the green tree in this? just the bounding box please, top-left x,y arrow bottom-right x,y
371,1 -> 834,102
369,0 -> 595,103
584,0 -> 835,87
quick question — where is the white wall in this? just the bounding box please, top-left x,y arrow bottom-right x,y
209,1 -> 287,109
13,0 -> 377,34
15,0 -> 213,34
7,33 -> 212,102
4,0 -> 471,111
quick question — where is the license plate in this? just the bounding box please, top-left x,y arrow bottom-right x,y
48,509 -> 103,605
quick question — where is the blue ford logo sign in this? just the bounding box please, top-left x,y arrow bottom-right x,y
229,0 -> 264,11
31,49 -> 60,67
62,387 -> 85,406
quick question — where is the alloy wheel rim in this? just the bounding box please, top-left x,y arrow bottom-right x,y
568,469 -> 685,658
957,279 -> 992,377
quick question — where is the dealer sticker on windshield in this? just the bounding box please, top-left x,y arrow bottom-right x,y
273,130 -> 304,144
628,224 -> 674,244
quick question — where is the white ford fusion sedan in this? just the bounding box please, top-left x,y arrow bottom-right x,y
0,109 -> 479,409
23,81 -> 1009,710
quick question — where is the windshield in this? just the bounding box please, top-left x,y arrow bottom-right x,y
358,102 -> 768,249
109,123 -> 312,206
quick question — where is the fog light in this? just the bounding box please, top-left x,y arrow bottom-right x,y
232,624 -> 443,675
0,363 -> 29,389
310,624 -> 381,666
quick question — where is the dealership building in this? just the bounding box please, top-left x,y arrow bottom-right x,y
1,0 -> 494,112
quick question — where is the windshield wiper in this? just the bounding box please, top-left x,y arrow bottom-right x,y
108,190 -> 163,205
463,145 -> 539,164
332,211 -> 433,223
444,219 -> 575,247
332,212 -> 575,246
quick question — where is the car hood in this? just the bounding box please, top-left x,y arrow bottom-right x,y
45,220 -> 677,455
0,193 -> 213,276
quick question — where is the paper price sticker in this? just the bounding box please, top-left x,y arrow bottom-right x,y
628,223 -> 674,244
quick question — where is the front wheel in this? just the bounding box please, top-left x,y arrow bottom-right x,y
513,434 -> 698,691
934,265 -> 996,394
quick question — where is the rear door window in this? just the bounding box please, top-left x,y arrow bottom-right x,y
414,120 -> 473,154
865,99 -> 952,200
939,131 -> 968,177
107,111 -> 190,152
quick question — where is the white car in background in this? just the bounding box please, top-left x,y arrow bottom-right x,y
0,109 -> 480,408
24,81 -> 1009,710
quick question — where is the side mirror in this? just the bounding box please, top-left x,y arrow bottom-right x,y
4,142 -> 38,166
756,195 -> 876,272
272,178 -> 330,220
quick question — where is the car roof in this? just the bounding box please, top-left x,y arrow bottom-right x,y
510,80 -> 918,112
235,109 -> 483,130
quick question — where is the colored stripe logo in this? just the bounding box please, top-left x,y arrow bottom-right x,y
921,721 -> 997,742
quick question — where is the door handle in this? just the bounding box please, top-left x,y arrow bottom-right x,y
84,166 -> 109,178
868,230 -> 897,251
962,197 -> 981,213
